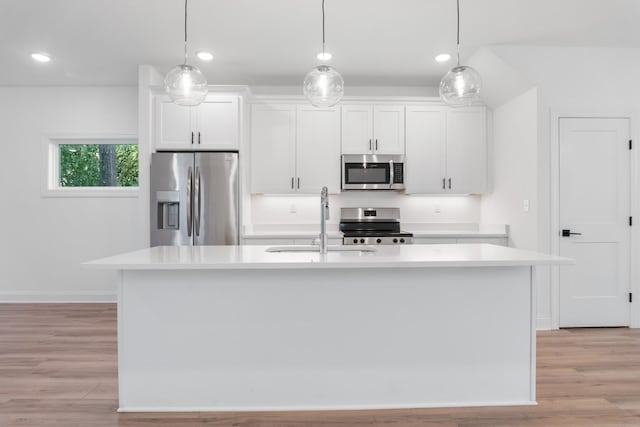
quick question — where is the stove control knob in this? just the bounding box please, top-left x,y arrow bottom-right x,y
353,239 -> 359,244
376,238 -> 382,244
400,238 -> 405,243
393,238 -> 398,243
360,239 -> 365,244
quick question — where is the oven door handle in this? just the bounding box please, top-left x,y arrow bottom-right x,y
389,160 -> 394,188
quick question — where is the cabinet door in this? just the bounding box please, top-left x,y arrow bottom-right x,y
296,105 -> 341,193
373,105 -> 405,155
341,105 -> 373,154
154,96 -> 194,150
405,106 -> 447,194
456,237 -> 508,246
413,238 -> 456,244
446,107 -> 487,194
242,238 -> 296,245
250,104 -> 296,194
195,96 -> 240,150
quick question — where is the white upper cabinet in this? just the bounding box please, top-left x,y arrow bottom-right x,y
445,108 -> 487,194
341,104 -> 405,155
405,105 -> 486,194
250,104 -> 340,194
154,94 -> 240,151
341,105 -> 373,154
250,104 -> 296,194
405,106 -> 447,194
296,105 -> 341,193
373,105 -> 405,155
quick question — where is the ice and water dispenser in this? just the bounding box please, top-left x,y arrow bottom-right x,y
156,191 -> 180,230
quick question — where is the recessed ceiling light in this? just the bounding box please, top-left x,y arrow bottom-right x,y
31,52 -> 51,63
435,53 -> 451,63
196,51 -> 214,61
316,52 -> 332,61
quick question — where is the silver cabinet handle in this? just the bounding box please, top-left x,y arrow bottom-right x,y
369,139 -> 372,151
191,132 -> 194,145
375,139 -> 378,151
442,178 -> 445,190
187,167 -> 193,237
389,160 -> 394,188
291,177 -> 294,189
197,132 -> 201,145
297,177 -> 300,189
195,167 -> 201,237
448,178 -> 452,189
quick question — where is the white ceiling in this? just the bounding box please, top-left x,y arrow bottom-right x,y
2,0 -> 639,87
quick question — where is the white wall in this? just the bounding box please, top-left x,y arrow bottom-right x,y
481,88 -> 538,250
479,88 -> 551,327
0,87 -> 143,302
486,46 -> 640,328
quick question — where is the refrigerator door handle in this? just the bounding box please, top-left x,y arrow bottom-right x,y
195,166 -> 201,237
187,167 -> 193,237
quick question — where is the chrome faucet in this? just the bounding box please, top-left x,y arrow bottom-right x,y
319,186 -> 330,254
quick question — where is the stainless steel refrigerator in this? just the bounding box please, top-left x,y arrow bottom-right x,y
150,152 -> 239,246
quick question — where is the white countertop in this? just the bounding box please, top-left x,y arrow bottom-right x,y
242,223 -> 508,239
85,244 -> 571,270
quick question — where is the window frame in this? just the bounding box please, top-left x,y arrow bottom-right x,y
42,134 -> 140,198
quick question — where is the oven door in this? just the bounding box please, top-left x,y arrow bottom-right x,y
341,155 -> 405,190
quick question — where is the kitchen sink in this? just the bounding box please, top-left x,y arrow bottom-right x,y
265,245 -> 377,253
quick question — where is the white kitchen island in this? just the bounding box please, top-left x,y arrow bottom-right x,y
86,244 -> 571,412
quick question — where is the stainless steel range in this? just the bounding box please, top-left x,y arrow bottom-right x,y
340,207 -> 414,245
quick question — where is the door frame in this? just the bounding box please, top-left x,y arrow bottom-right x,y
550,111 -> 638,329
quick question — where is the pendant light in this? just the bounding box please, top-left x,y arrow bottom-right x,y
164,0 -> 208,106
439,0 -> 481,107
303,0 -> 344,107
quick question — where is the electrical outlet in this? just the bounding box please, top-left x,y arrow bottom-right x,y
523,199 -> 530,212
289,204 -> 297,214
434,205 -> 441,214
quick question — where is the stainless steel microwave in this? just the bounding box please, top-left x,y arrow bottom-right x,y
341,154 -> 406,191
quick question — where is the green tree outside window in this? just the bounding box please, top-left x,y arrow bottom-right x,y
59,144 -> 139,187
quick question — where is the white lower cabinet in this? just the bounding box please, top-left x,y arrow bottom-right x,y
413,237 -> 508,246
405,105 -> 486,194
242,238 -> 342,246
251,104 -> 341,194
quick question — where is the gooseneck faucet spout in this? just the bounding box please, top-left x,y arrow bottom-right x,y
319,186 -> 330,254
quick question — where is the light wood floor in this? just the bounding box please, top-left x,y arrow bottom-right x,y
1,304 -> 640,426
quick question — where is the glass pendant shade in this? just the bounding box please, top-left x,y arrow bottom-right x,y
164,64 -> 208,106
439,65 -> 482,107
303,65 -> 344,107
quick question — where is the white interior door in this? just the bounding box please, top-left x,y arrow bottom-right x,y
559,117 -> 630,327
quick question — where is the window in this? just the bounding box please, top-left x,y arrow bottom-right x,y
44,136 -> 139,197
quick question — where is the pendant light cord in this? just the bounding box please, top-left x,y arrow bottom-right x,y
322,0 -> 326,56
184,0 -> 188,64
456,0 -> 460,66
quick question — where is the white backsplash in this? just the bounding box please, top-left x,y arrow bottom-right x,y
250,193 -> 481,225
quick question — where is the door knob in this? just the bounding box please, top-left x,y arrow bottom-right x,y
561,229 -> 582,237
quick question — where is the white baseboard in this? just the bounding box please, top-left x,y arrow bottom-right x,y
536,316 -> 554,331
0,290 -> 116,303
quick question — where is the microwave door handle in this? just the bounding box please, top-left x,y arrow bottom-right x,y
389,160 -> 394,188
